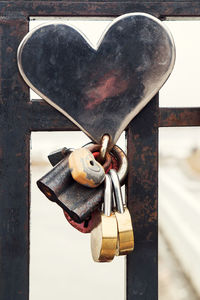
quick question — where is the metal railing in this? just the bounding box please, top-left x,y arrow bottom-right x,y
0,1 -> 200,299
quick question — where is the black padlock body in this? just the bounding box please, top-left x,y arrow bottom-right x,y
48,147 -> 72,166
37,154 -> 104,223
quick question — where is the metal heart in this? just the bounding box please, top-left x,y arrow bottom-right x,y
18,13 -> 175,147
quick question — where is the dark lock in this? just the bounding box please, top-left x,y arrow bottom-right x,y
48,147 -> 73,166
37,144 -> 127,223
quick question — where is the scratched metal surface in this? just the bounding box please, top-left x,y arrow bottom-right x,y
18,13 -> 175,146
0,1 -> 200,300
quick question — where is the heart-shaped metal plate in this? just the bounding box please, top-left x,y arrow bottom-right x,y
18,13 -> 175,147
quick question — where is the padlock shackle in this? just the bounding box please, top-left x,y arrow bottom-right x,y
103,174 -> 113,216
109,169 -> 125,214
86,143 -> 128,185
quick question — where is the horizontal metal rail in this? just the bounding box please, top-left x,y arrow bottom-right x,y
0,2 -> 200,299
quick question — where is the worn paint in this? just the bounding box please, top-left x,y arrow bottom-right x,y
0,2 -> 200,300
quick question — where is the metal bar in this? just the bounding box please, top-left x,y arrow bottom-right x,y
1,1 -> 200,18
28,102 -> 200,130
0,1 -> 199,300
127,95 -> 158,299
0,18 -> 30,300
27,101 -> 78,131
159,107 -> 200,127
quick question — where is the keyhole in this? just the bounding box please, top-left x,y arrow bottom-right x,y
90,160 -> 94,166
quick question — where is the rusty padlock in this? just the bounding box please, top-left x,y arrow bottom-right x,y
63,150 -> 119,233
48,147 -> 73,166
68,147 -> 106,188
37,144 -> 128,223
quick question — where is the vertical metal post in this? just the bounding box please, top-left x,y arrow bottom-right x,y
0,17 -> 30,299
0,2 -> 200,300
127,95 -> 158,299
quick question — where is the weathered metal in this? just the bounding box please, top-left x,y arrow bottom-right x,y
159,107 -> 200,127
127,96 -> 159,298
0,15 -> 29,300
38,152 -> 106,223
37,144 -> 127,223
68,148 -> 106,188
48,147 -> 72,166
1,2 -> 200,19
17,13 -> 175,147
0,1 -> 200,300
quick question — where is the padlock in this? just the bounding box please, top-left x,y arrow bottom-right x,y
68,148 -> 105,188
109,169 -> 134,255
90,174 -> 118,262
48,147 -> 73,166
63,151 -> 119,233
37,144 -> 127,223
17,12 -> 176,263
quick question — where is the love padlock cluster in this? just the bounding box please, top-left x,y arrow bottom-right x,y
37,137 -> 134,262
17,11 -> 175,263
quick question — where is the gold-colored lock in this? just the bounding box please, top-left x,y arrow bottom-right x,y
91,174 -> 118,262
68,148 -> 105,188
109,169 -> 134,256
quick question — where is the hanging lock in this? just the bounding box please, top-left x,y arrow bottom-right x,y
109,169 -> 134,255
68,135 -> 110,188
68,148 -> 105,188
90,174 -> 118,262
37,144 -> 127,223
48,147 -> 74,167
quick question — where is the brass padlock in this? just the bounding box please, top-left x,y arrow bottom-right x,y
109,169 -> 134,255
90,174 -> 118,262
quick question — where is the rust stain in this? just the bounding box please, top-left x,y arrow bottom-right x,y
24,182 -> 28,188
146,231 -> 153,241
85,70 -> 129,109
159,108 -> 200,127
17,291 -> 23,295
16,152 -> 22,157
6,46 -> 13,53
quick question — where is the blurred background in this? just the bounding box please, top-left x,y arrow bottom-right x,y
30,18 -> 200,299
